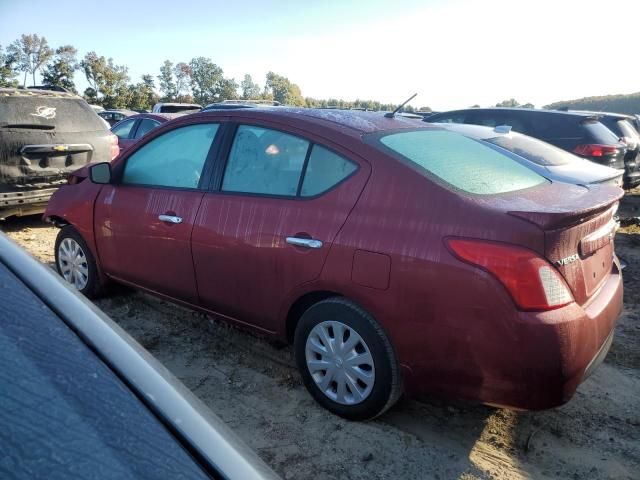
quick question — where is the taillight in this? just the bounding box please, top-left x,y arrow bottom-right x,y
573,144 -> 619,157
446,238 -> 573,311
109,133 -> 119,161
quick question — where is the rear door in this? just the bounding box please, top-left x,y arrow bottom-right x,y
94,121 -> 221,303
191,121 -> 370,332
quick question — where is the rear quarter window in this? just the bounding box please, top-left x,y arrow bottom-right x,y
373,129 -> 546,195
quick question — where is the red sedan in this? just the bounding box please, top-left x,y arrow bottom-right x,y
44,108 -> 623,420
111,112 -> 183,154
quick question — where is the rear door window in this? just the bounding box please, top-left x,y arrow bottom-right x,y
373,129 -> 546,195
134,119 -> 160,139
122,123 -> 219,188
112,119 -> 136,140
221,125 -> 309,196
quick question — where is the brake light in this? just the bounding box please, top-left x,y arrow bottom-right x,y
109,133 -> 119,161
447,238 -> 573,311
573,144 -> 619,157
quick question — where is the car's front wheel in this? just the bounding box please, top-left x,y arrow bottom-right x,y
294,297 -> 402,420
55,226 -> 102,298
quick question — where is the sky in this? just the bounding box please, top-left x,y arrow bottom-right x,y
1,0 -> 639,110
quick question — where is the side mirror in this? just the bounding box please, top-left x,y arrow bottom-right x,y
89,162 -> 112,184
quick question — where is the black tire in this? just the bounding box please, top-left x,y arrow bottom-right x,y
294,297 -> 402,420
54,225 -> 103,298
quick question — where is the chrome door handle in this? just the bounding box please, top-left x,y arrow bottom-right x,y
158,214 -> 183,224
286,237 -> 323,249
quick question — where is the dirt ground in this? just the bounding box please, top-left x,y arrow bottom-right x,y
3,192 -> 640,480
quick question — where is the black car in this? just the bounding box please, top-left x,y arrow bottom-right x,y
0,88 -> 118,219
425,107 -> 640,188
0,232 -> 280,480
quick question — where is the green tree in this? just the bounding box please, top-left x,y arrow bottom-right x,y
0,44 -> 18,87
127,74 -> 159,111
495,98 -> 520,107
42,45 -> 78,92
7,34 -> 53,87
81,51 -> 130,108
264,72 -> 305,106
240,74 -> 261,100
174,62 -> 192,101
158,60 -> 177,101
188,57 -> 237,104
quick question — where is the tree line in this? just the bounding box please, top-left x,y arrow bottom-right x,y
545,93 -> 640,115
0,33 -> 430,112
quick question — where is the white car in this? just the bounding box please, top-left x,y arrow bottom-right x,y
151,102 -> 202,114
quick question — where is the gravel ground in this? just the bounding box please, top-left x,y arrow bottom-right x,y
2,192 -> 640,480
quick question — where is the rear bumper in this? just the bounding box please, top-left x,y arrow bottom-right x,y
403,259 -> 623,410
0,187 -> 58,219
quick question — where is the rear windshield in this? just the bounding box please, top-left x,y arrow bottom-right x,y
616,119 -> 640,140
0,95 -> 106,132
583,120 -> 621,144
484,134 -> 574,166
373,130 -> 546,195
159,105 -> 201,113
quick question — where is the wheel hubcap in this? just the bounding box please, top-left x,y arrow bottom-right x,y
305,320 -> 375,405
57,238 -> 89,291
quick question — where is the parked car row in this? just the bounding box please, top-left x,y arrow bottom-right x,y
425,107 -> 640,188
44,107 -> 623,420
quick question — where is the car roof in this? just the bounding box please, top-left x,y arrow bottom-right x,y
564,110 -> 635,121
103,108 -> 138,115
200,107 -> 431,134
0,87 -> 80,99
155,102 -> 202,107
131,112 -> 182,121
431,107 -> 604,119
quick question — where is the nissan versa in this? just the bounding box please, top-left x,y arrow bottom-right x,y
44,108 -> 623,420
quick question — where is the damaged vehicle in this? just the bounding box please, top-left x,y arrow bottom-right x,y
45,108 -> 623,420
0,88 -> 118,219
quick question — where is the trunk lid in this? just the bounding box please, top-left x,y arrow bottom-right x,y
504,183 -> 622,305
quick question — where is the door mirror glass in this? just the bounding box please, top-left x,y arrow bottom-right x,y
89,162 -> 112,184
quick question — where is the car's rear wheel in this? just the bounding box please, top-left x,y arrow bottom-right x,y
294,297 -> 402,420
55,226 -> 102,298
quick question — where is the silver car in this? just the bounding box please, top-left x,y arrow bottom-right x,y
435,122 -> 624,187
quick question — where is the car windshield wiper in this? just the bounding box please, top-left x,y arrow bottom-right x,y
0,123 -> 56,130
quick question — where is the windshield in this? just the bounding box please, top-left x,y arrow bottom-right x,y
484,134 -> 575,166
373,129 -> 546,195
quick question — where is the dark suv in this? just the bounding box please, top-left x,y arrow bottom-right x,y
425,108 -> 640,188
0,88 -> 117,219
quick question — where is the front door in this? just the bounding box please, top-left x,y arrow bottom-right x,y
94,122 -> 221,303
191,122 -> 370,331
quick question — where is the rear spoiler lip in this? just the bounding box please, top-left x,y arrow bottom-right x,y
507,187 -> 623,230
